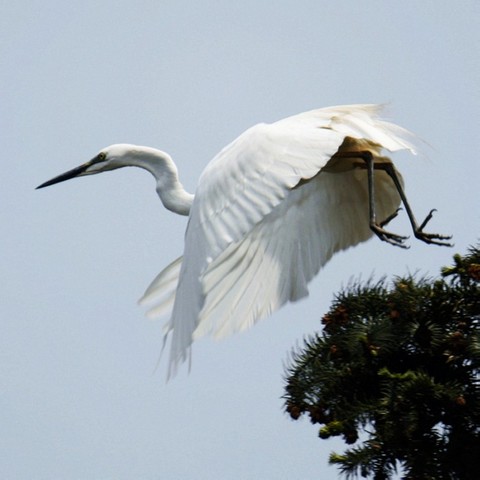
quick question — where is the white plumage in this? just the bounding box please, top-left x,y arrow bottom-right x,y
142,104 -> 414,376
37,104 -> 450,378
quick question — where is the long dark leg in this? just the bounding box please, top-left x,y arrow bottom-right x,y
378,162 -> 452,246
332,151 -> 452,248
362,152 -> 410,248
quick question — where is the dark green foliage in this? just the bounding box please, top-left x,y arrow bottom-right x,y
284,246 -> 480,479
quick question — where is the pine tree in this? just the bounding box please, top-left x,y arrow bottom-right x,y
284,246 -> 480,479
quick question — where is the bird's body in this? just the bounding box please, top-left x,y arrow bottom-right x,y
37,104 -> 451,377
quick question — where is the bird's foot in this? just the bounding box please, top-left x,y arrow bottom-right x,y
380,208 -> 402,228
414,209 -> 453,247
370,223 -> 409,249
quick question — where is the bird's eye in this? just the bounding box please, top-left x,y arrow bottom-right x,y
97,152 -> 107,162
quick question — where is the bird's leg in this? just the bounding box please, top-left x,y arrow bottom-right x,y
363,153 -> 411,248
332,150 -> 452,248
376,162 -> 453,247
332,151 -> 409,247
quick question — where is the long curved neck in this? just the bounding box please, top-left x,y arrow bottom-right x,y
126,146 -> 194,216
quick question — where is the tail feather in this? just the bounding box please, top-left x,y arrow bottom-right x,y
139,256 -> 183,320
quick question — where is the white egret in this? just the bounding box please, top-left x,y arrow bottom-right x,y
37,104 -> 451,377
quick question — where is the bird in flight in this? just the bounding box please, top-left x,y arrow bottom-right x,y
37,104 -> 452,377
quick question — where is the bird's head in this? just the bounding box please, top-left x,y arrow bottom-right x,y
36,144 -> 140,189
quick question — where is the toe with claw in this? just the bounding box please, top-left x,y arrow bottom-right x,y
380,208 -> 402,228
370,223 -> 410,249
414,209 -> 453,247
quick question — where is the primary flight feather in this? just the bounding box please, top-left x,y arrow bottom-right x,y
37,104 -> 451,377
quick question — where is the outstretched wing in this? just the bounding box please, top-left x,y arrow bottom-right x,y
154,104 -> 416,377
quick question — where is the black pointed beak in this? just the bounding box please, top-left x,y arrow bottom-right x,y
36,161 -> 93,189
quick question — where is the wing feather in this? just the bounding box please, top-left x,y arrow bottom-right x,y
144,104 -> 415,377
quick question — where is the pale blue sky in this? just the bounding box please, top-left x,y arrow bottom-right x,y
2,1 -> 479,479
